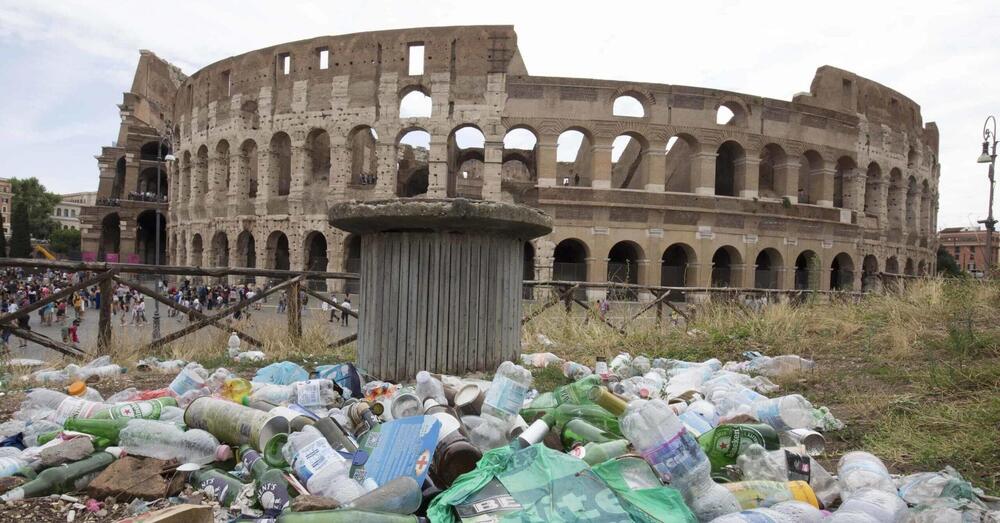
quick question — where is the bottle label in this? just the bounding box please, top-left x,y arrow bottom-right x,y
784,451 -> 811,482
55,398 -> 101,423
483,375 -> 528,416
296,381 -> 322,406
678,410 -> 714,437
108,401 -> 162,420
639,428 -> 705,484
242,449 -> 262,472
292,438 -> 339,482
839,458 -> 887,478
257,479 -> 290,516
168,370 -> 203,397
755,401 -> 787,431
712,426 -> 766,460
199,477 -> 232,504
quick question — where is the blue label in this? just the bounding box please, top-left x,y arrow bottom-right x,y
639,428 -> 706,484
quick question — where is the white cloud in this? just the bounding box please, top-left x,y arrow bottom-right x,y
0,0 -> 993,227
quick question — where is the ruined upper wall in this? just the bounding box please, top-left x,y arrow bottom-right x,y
123,50 -> 185,139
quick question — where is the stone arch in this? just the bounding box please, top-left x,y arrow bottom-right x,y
135,210 -> 166,265
399,86 -> 432,118
211,231 -> 229,267
661,243 -> 695,287
195,145 -> 209,202
907,145 -> 919,169
834,156 -> 856,209
798,150 -> 824,204
862,254 -> 880,292
553,238 -> 589,283
557,127 -> 594,187
906,176 -> 919,235
111,157 -> 126,200
716,99 -> 748,127
664,132 -> 700,193
920,180 -> 931,234
758,143 -> 786,198
215,139 -> 231,194
99,212 -> 121,262
305,128 -> 330,189
240,139 -> 259,199
397,127 -> 430,197
888,168 -> 904,232
864,161 -> 882,214
886,255 -> 900,275
266,230 -> 290,271
140,141 -> 169,160
348,126 -> 378,186
715,140 -> 745,197
918,260 -> 927,276
190,233 -> 204,267
304,230 -> 329,290
138,167 -> 167,198
904,257 -> 915,276
830,252 -> 855,291
607,240 -> 643,301
794,250 -> 821,290
711,245 -> 742,287
180,151 -> 192,202
502,127 -> 537,183
236,230 -> 257,268
269,132 -> 292,196
754,248 -> 783,289
612,131 -> 648,189
448,124 -> 486,199
612,94 -> 646,118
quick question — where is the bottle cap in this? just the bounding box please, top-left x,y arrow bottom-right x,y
215,445 -> 234,462
67,381 -> 86,396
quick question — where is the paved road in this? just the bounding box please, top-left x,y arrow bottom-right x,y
6,297 -> 358,362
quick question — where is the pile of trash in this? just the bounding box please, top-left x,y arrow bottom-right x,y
0,342 -> 996,522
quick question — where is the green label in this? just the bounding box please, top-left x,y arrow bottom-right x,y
108,400 -> 162,420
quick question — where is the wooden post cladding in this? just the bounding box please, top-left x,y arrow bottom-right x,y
287,279 -> 302,338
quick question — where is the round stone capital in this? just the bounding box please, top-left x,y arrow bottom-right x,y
328,198 -> 553,239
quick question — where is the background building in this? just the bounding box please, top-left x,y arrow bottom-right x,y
938,226 -> 998,277
0,178 -> 11,231
82,26 -> 940,296
53,192 -> 97,231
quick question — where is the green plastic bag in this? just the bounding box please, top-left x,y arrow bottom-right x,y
427,444 -> 695,523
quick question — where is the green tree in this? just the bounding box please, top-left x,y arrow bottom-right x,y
48,228 -> 81,258
9,200 -> 31,257
10,178 -> 60,240
937,247 -> 962,277
0,212 -> 7,257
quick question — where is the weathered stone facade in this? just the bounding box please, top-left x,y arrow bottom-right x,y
82,25 -> 939,296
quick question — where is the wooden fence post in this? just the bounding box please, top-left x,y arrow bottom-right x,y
98,272 -> 113,352
287,279 -> 302,338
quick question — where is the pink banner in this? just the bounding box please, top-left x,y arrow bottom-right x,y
82,251 -> 97,262
106,253 -> 119,263
126,254 -> 141,264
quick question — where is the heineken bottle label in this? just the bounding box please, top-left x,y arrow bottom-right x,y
108,401 -> 162,420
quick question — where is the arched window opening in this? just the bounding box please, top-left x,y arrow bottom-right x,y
798,150 -> 823,204
758,144 -> 786,199
138,168 -> 168,200
864,162 -> 881,215
306,129 -> 331,188
711,247 -> 740,287
195,146 -> 209,202
349,127 -> 378,186
236,231 -> 256,283
611,133 -> 647,189
135,210 -> 167,265
553,239 -> 588,300
830,253 -> 855,291
904,258 -> 915,276
99,213 -> 121,262
664,134 -> 698,193
190,234 -> 204,268
612,95 -> 645,117
111,157 -> 126,201
834,156 -> 856,208
216,140 -> 231,195
344,235 -> 361,296
399,89 -> 432,118
906,177 -> 919,235
241,140 -> 259,199
661,244 -> 693,300
754,249 -> 782,289
396,129 -> 430,197
715,141 -> 744,197
861,255 -> 879,292
180,152 -> 192,202
556,129 -> 593,187
886,256 -> 900,275
794,251 -> 820,290
267,232 -> 290,271
448,126 -> 486,199
607,241 -> 642,301
502,128 -> 538,184
888,168 -> 904,233
305,232 -> 329,291
140,141 -> 170,161
920,181 -> 931,235
907,146 -> 919,169
716,102 -> 746,127
270,133 -> 292,196
716,105 -> 735,125
211,232 -> 229,268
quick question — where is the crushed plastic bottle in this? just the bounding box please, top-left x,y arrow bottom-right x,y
837,451 -> 897,499
25,389 -> 106,424
752,394 -> 816,431
118,419 -> 232,465
283,425 -> 366,504
829,487 -> 910,522
415,371 -> 447,406
519,352 -> 563,368
710,500 -> 825,523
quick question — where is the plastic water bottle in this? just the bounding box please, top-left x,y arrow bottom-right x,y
481,361 -> 532,422
119,419 -> 232,465
0,452 -> 28,478
283,425 -> 366,504
227,332 -> 241,357
295,379 -> 339,407
621,399 -> 740,521
829,487 -> 909,522
710,500 -> 825,523
415,371 -> 447,406
837,451 -> 896,499
250,383 -> 296,404
678,399 -> 719,437
26,389 -> 105,424
752,394 -> 815,431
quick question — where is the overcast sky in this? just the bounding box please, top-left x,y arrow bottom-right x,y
0,0 -> 995,228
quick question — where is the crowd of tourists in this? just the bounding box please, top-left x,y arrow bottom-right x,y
0,268 -> 91,349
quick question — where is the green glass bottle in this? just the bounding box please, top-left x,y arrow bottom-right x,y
587,386 -> 628,416
552,404 -> 622,436
569,439 -> 630,466
521,375 -> 603,421
560,418 -> 616,449
0,451 -> 115,501
697,424 -> 780,474
239,445 -> 292,516
190,468 -> 246,507
91,397 -> 178,420
63,417 -> 131,444
277,509 -> 420,522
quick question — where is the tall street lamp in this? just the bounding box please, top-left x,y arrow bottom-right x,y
153,130 -> 175,341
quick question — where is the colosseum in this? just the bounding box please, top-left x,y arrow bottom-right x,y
80,25 -> 939,299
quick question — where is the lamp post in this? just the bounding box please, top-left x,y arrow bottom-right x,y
977,116 -> 998,279
152,131 -> 175,341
